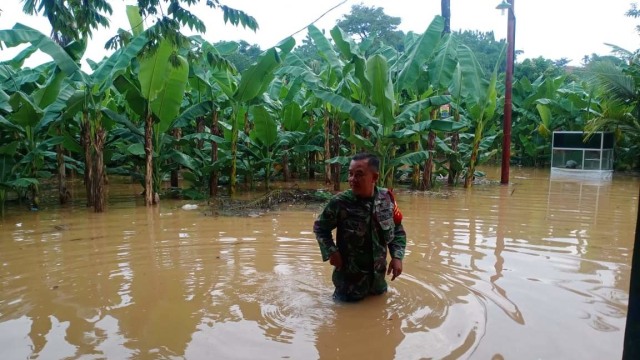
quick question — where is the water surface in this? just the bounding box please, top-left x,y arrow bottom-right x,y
0,167 -> 638,359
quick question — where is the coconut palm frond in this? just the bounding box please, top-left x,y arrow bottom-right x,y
588,62 -> 637,103
605,43 -> 635,61
585,97 -> 634,134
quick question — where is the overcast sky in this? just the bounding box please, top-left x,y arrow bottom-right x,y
2,0 -> 639,69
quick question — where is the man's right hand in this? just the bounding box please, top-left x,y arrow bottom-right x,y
329,251 -> 343,270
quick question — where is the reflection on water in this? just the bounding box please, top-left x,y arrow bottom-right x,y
0,167 -> 637,359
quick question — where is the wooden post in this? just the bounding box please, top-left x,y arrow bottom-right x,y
623,188 -> 640,359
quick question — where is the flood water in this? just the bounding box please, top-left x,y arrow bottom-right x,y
0,167 -> 638,359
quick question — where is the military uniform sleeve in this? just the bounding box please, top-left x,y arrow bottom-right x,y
313,197 -> 340,261
388,222 -> 407,260
387,190 -> 406,260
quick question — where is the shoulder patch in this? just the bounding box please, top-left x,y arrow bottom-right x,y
388,188 -> 403,225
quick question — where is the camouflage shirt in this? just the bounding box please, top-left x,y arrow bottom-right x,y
313,187 -> 407,301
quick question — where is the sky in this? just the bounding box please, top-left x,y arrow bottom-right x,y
1,0 -> 639,69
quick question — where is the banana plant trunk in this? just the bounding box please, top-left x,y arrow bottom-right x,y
323,110 -> 331,185
411,140 -> 421,189
56,129 -> 69,204
465,122 -> 485,188
170,128 -> 181,189
210,110 -> 219,197
448,108 -> 461,185
243,112 -> 252,190
412,112 -> 423,189
264,159 -> 271,191
81,111 -> 93,207
350,119 -> 356,155
385,148 -> 396,189
448,132 -> 460,186
308,114 -> 315,180
282,120 -> 290,182
144,111 -> 155,205
421,110 -> 438,190
30,183 -> 39,210
196,116 -> 205,150
423,130 -> 436,190
331,115 -> 340,191
92,127 -> 106,212
282,152 -> 290,182
229,108 -> 239,196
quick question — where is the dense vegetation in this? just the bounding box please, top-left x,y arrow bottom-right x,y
0,1 -> 638,214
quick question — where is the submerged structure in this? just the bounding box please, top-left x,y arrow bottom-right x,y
550,131 -> 614,180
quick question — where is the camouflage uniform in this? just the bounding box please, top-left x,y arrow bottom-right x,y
313,187 -> 407,301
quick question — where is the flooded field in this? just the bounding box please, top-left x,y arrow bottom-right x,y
0,167 -> 638,359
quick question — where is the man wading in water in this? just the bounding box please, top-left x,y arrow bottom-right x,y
313,153 -> 407,302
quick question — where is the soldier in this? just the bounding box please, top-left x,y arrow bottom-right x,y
313,153 -> 407,302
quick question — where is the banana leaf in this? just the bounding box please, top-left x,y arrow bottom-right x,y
389,151 -> 431,167
250,105 -> 277,147
151,52 -> 189,134
314,90 -> 377,130
396,16 -> 444,91
428,32 -> 458,91
173,101 -> 215,129
366,55 -> 395,131
308,25 -> 342,73
0,24 -> 84,82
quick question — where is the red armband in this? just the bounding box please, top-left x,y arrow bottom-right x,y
388,189 -> 403,225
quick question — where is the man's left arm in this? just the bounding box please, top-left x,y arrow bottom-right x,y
387,190 -> 406,260
388,222 -> 407,260
387,192 -> 406,280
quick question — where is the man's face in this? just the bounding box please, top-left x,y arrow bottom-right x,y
348,159 -> 379,197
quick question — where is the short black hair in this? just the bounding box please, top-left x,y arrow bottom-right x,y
351,153 -> 379,172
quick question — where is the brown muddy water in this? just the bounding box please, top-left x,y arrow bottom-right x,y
0,167 -> 638,360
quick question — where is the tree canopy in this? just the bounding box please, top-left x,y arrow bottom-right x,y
21,0 -> 258,49
21,0 -> 113,44
335,4 -> 404,52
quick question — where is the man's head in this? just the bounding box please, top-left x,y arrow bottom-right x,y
348,153 -> 379,198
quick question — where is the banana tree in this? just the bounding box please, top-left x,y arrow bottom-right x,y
1,21 -> 151,211
226,37 -> 295,195
186,37 -> 239,196
106,34 -> 233,200
0,86 -> 39,213
131,15 -> 189,204
0,26 -> 84,208
453,43 -> 505,188
0,45 -> 90,208
305,24 -> 354,189
310,20 -> 459,188
315,52 -> 453,188
508,74 -> 572,166
282,85 -> 325,180
243,105 -> 279,190
393,16 -> 459,189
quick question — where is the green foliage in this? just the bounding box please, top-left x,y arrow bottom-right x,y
585,60 -> 640,169
626,2 -> 640,34
291,34 -> 323,66
138,39 -> 189,132
0,24 -> 84,81
1,1 -> 639,213
454,30 -> 507,75
516,56 -> 573,83
224,41 -> 262,73
21,0 -> 112,44
106,0 -> 258,51
336,4 -> 405,54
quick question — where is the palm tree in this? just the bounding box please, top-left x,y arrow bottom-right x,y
586,60 -> 640,169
